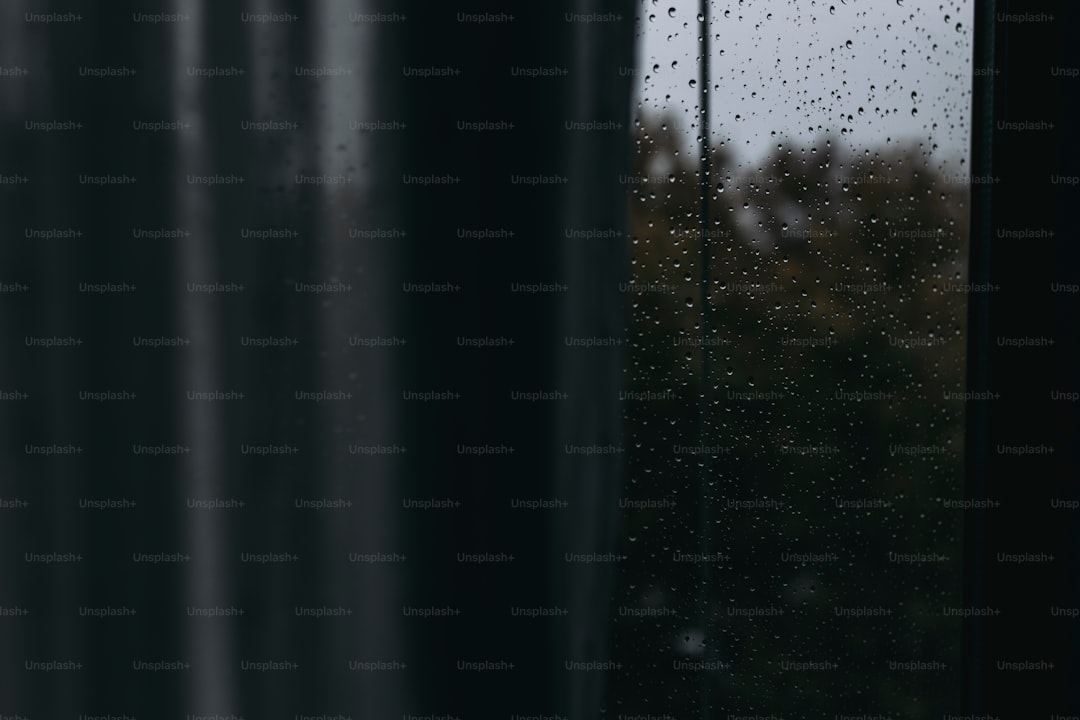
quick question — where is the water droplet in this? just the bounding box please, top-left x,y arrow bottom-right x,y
688,79 -> 697,88
668,7 -> 676,17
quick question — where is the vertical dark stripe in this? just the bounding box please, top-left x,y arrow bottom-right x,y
1059,0 -> 1080,711
962,0 -> 995,713
697,1 -> 713,719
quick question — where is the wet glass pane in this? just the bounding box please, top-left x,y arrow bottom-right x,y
612,1 -> 973,716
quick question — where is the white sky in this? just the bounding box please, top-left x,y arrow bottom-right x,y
635,0 -> 973,168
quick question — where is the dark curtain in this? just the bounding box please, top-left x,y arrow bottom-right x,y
963,0 -> 1080,711
0,0 -> 633,716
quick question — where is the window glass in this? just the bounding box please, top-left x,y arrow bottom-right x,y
612,1 -> 972,716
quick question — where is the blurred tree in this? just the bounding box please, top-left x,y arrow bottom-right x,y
610,115 -> 968,719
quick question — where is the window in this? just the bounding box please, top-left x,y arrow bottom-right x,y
1,1 -> 1075,716
612,1 -> 973,715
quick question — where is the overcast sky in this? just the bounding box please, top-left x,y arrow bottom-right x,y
635,0 -> 973,168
